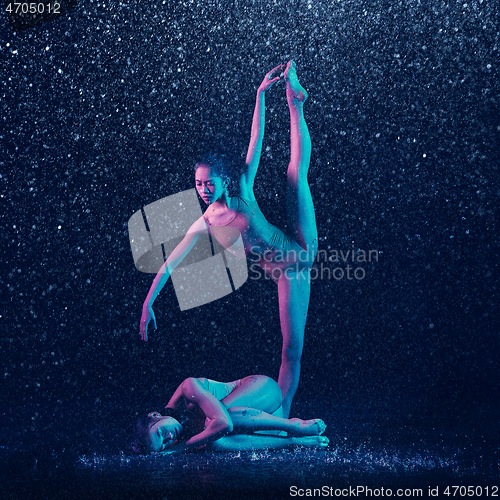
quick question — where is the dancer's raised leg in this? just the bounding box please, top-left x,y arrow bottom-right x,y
283,60 -> 317,257
277,61 -> 317,418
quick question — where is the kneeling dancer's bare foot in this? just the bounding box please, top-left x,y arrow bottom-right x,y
289,418 -> 326,436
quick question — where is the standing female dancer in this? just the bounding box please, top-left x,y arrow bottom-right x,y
140,61 -> 317,417
129,374 -> 327,454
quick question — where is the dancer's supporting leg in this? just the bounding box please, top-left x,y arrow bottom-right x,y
277,61 -> 318,418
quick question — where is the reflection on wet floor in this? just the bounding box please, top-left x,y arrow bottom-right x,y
2,400 -> 498,500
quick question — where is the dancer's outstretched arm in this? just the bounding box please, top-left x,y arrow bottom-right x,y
241,64 -> 285,194
140,216 -> 207,341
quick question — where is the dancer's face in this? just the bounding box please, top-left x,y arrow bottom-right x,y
147,417 -> 182,452
195,165 -> 228,205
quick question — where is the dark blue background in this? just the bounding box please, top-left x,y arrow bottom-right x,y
1,0 -> 498,492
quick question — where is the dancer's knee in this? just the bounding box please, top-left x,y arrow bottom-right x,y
262,376 -> 284,407
239,375 -> 283,410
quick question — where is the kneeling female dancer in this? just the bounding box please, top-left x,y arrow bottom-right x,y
130,374 -> 327,454
140,61 -> 317,418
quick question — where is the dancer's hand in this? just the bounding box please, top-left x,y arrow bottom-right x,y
258,63 -> 286,93
140,302 -> 157,342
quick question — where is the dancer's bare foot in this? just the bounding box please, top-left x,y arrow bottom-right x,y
284,60 -> 308,103
292,435 -> 330,448
289,418 -> 326,436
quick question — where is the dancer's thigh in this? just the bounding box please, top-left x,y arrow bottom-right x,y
221,375 -> 282,413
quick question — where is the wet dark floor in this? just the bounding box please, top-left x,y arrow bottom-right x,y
2,400 -> 499,500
